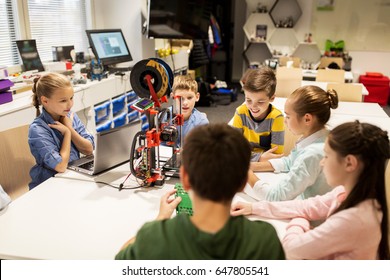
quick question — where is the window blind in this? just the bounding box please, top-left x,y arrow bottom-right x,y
27,0 -> 88,62
0,0 -> 19,66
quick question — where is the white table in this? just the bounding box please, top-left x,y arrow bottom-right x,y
0,162 -> 288,260
300,80 -> 368,96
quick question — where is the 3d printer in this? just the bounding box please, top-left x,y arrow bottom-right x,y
127,58 -> 183,187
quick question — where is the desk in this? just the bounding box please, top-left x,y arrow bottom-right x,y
0,162 -> 288,259
0,163 -> 175,259
0,73 -> 131,133
302,69 -> 354,83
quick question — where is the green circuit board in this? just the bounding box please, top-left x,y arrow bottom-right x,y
174,183 -> 193,216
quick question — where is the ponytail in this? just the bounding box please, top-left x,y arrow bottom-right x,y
32,76 -> 41,117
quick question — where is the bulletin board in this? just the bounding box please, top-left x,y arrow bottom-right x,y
310,0 -> 390,52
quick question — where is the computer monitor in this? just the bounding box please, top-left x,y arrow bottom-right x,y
15,39 -> 45,72
85,29 -> 133,70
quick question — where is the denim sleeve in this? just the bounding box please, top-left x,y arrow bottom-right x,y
29,123 -> 62,170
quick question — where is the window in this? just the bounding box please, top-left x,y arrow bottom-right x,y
0,0 -> 19,66
0,0 -> 90,67
27,0 -> 89,62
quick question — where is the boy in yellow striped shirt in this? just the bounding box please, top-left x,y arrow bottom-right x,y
232,67 -> 284,161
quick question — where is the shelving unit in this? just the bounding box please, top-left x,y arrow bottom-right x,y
268,28 -> 299,56
243,0 -> 310,67
269,0 -> 302,28
243,42 -> 273,67
243,13 -> 275,42
292,42 -> 322,65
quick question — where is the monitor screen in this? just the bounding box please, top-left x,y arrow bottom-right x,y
86,29 -> 133,67
147,0 -> 212,39
15,39 -> 45,72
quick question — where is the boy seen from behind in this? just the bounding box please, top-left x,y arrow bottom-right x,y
172,75 -> 208,145
115,123 -> 285,260
232,67 -> 284,161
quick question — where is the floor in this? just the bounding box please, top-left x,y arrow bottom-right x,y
196,85 -> 245,124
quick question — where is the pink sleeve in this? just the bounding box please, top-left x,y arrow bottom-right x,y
251,186 -> 345,220
282,209 -> 363,259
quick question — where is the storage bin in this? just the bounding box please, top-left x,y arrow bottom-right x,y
359,73 -> 390,106
127,99 -> 139,113
112,94 -> 126,116
141,122 -> 149,131
140,114 -> 148,123
94,101 -> 111,123
127,111 -> 139,123
126,91 -> 138,103
96,120 -> 112,132
113,112 -> 127,128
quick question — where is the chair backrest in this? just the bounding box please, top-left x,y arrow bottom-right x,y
275,67 -> 302,97
316,69 -> 345,83
0,125 -> 34,199
278,56 -> 301,68
326,83 -> 363,102
318,57 -> 343,69
283,128 -> 301,156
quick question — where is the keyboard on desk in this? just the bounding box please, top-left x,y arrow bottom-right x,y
78,161 -> 94,171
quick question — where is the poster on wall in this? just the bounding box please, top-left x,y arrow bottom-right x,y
317,0 -> 334,11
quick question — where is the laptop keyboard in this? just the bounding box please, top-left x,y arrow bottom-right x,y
79,161 -> 94,171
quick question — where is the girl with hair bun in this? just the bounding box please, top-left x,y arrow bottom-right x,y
249,85 -> 339,201
28,72 -> 94,189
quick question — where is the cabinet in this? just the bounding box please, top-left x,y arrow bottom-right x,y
243,0 -> 303,66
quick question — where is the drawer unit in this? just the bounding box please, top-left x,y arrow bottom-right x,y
94,101 -> 111,123
96,120 -> 112,132
126,90 -> 138,103
112,94 -> 126,116
113,111 -> 127,128
127,111 -> 139,123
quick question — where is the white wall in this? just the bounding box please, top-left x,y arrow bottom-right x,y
93,0 -> 389,81
92,0 -> 154,66
350,51 -> 390,80
232,0 -> 390,82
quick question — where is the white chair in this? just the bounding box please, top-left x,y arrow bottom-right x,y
327,83 -> 363,102
318,57 -> 344,69
278,56 -> 301,68
0,125 -> 34,199
316,69 -> 345,83
275,67 -> 303,97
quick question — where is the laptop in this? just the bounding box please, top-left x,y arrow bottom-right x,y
68,120 -> 141,175
162,152 -> 181,178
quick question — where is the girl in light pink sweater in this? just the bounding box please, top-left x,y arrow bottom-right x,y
232,121 -> 389,260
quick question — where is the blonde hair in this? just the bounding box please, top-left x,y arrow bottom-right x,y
32,72 -> 71,116
171,75 -> 198,95
289,85 -> 339,126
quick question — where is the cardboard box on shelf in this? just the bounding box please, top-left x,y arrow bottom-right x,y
170,40 -> 193,51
